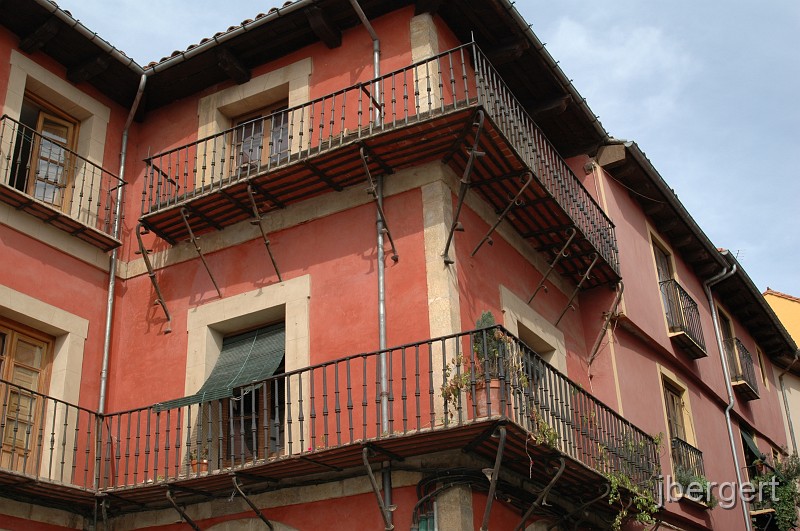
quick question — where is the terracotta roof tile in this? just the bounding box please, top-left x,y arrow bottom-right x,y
764,288 -> 800,304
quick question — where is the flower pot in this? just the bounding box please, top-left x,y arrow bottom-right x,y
191,459 -> 209,473
471,379 -> 503,417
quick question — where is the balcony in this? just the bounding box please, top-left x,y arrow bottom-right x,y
140,43 -> 619,287
670,437 -> 711,507
0,115 -> 124,251
724,338 -> 759,401
0,326 -> 658,523
659,279 -> 707,359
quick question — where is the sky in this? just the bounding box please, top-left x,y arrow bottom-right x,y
64,0 -> 800,295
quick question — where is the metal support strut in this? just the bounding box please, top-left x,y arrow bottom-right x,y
513,457 -> 566,531
555,253 -> 599,326
180,207 -> 222,298
360,146 -> 399,262
442,110 -> 485,265
471,172 -> 533,257
166,488 -> 201,531
247,183 -> 283,282
233,477 -> 275,530
528,227 -> 577,304
480,426 -> 507,531
363,447 -> 397,530
135,223 -> 172,333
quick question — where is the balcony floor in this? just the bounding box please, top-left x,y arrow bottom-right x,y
0,418 -> 641,525
0,183 -> 120,252
140,105 -> 618,287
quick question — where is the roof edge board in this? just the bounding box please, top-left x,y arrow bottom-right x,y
31,0 -> 144,75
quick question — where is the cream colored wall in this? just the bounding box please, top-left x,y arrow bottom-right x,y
765,292 -> 800,452
774,369 -> 800,453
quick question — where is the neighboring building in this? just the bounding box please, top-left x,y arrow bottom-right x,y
764,289 -> 800,454
0,1 -> 797,530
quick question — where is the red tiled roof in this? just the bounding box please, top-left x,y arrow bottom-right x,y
145,1 -> 297,68
764,288 -> 800,304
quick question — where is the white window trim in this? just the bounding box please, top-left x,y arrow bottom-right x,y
3,50 -> 112,224
197,57 -> 312,142
186,275 -> 311,447
499,285 -> 567,373
0,284 -> 88,480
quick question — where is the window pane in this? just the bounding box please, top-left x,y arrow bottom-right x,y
14,339 -> 43,368
11,366 -> 40,392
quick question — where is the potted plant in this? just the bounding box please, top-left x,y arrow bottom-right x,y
441,311 -> 530,418
674,467 -> 717,509
189,446 -> 209,473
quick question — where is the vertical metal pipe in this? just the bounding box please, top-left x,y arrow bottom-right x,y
348,0 -> 390,519
703,254 -> 749,531
99,74 -> 147,414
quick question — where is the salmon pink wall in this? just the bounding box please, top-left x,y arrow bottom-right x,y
451,194 -> 592,388
106,189 -> 429,411
0,226 -> 107,409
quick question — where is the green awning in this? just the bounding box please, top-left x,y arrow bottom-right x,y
741,430 -> 766,462
155,325 -> 284,412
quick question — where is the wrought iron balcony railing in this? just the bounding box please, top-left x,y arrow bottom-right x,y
0,326 -> 657,497
0,115 -> 124,250
659,279 -> 707,359
724,337 -> 759,400
141,43 -> 618,275
671,436 -> 705,481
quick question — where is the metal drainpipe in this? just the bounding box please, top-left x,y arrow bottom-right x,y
98,74 -> 147,414
703,252 -> 750,531
348,0 -> 392,522
779,354 -> 800,453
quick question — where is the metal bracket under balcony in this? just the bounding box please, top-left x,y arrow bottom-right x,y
138,43 -> 619,288
659,279 -> 707,359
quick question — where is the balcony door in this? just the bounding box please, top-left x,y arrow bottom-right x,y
653,243 -> 679,329
0,320 -> 53,474
10,96 -> 78,210
232,101 -> 288,177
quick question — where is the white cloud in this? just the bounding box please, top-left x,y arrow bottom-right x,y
545,18 -> 697,135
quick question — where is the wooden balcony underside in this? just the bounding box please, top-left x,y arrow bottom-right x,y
0,419 -> 633,523
140,106 -> 618,287
0,183 -> 121,252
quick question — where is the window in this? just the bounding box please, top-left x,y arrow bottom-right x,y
9,95 -> 79,209
653,242 -> 674,283
231,101 -> 289,176
0,318 -> 53,473
756,346 -> 769,388
218,326 -> 286,462
663,381 -> 686,442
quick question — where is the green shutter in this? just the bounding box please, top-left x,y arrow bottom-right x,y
155,324 -> 284,412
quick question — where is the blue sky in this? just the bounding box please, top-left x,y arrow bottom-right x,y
66,1 -> 800,295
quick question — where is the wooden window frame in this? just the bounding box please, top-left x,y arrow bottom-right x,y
231,100 -> 289,176
19,93 -> 80,211
0,317 -> 54,474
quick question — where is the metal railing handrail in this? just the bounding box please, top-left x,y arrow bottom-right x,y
659,278 -> 706,351
671,436 -> 705,479
0,325 -> 658,492
139,42 -> 619,273
724,337 -> 758,391
1,115 -> 123,184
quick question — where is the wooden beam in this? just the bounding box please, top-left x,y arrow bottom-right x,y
415,0 -> 443,15
486,40 -> 530,65
644,202 -> 667,217
306,6 -> 341,49
216,48 -> 250,85
19,17 -> 60,53
67,55 -> 111,84
672,234 -> 695,248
